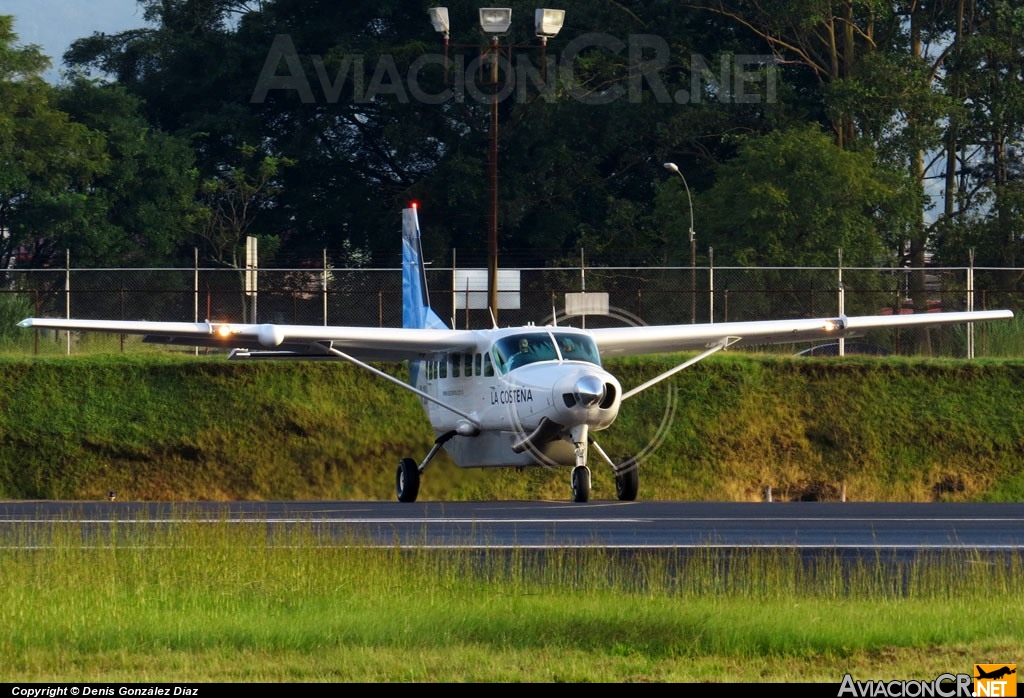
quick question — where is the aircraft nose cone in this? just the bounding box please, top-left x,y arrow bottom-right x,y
574,375 -> 605,407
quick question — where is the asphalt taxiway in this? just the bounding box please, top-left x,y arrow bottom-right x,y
1,500 -> 1022,551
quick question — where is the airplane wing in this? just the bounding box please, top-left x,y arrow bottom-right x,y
16,318 -> 479,362
18,309 -> 1013,361
588,310 -> 1015,357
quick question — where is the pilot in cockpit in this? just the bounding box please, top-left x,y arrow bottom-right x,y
508,338 -> 531,369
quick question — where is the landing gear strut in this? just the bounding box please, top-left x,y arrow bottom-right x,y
396,429 -> 458,503
589,439 -> 640,502
571,436 -> 591,503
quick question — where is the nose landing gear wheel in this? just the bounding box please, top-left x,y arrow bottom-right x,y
396,457 -> 421,503
571,465 -> 591,503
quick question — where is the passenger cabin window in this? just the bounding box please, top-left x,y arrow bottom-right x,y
449,353 -> 477,378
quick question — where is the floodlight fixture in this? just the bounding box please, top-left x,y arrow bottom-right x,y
534,8 -> 565,38
479,8 -> 512,34
428,7 -> 450,37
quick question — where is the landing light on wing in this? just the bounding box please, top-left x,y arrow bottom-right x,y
216,324 -> 233,337
823,317 -> 846,332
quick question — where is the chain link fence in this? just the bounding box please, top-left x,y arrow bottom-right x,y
4,263 -> 1021,357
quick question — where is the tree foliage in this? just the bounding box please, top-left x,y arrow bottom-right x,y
0,0 -> 1017,301
688,125 -> 909,267
195,144 -> 294,268
55,79 -> 200,265
933,0 -> 1024,273
0,16 -> 107,269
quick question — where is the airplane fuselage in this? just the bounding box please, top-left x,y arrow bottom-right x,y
411,326 -> 621,468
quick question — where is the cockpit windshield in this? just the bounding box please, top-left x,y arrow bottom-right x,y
492,332 -> 602,374
553,332 -> 601,365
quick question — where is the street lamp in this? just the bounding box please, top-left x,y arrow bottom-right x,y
429,7 -> 565,321
663,162 -> 696,323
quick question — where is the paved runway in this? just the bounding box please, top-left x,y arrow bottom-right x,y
1,500 -> 1022,550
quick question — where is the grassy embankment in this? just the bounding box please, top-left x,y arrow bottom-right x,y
2,519 -> 1022,682
1,332 -> 1023,502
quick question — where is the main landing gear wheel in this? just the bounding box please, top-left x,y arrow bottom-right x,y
396,457 -> 420,503
571,465 -> 591,503
615,457 -> 639,502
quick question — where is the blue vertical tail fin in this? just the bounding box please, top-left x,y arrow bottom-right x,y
402,205 -> 448,330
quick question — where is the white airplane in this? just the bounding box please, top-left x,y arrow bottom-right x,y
19,206 -> 1014,503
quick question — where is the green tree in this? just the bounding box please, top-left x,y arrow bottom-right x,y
0,15 -> 109,269
686,125 -> 911,268
55,1 -> 870,274
62,1 -> 796,269
55,78 -> 201,266
195,144 -> 294,269
699,0 -> 887,148
415,1 -> 796,267
697,1 -> 972,342
65,0 -> 451,266
933,0 -> 1024,278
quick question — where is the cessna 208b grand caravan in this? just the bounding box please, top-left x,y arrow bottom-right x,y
19,207 -> 1014,503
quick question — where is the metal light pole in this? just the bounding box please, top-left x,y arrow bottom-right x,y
664,162 -> 696,323
486,33 -> 501,320
430,7 -> 565,322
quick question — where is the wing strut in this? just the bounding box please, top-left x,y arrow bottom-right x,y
326,346 -> 481,428
621,336 -> 740,401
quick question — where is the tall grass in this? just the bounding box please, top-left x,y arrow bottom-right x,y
2,516 -> 1022,681
0,293 -> 35,349
954,313 -> 1024,357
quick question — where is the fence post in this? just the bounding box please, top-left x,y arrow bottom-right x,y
194,248 -> 199,356
32,289 -> 39,355
708,246 -> 714,324
967,249 -> 975,359
837,248 -> 844,356
64,249 -> 70,355
323,248 -> 329,326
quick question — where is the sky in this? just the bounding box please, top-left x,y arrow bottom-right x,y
5,0 -> 151,81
